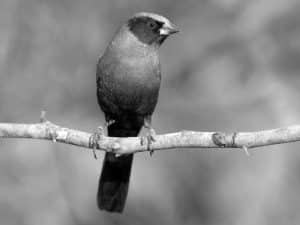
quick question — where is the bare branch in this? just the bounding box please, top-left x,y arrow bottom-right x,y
0,114 -> 300,155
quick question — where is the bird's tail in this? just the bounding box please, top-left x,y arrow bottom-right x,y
97,119 -> 142,213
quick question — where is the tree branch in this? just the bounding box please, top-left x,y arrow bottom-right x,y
0,112 -> 300,155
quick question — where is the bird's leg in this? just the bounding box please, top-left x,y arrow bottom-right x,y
91,118 -> 115,159
140,116 -> 156,156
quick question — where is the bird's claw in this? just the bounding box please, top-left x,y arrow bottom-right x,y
140,128 -> 156,156
90,120 -> 115,159
90,126 -> 105,159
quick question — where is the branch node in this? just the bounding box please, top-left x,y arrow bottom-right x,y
242,145 -> 250,156
40,110 -> 47,123
212,132 -> 226,147
212,132 -> 239,148
45,122 -> 58,142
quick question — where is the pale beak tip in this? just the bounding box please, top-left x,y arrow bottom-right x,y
169,24 -> 179,34
160,23 -> 179,36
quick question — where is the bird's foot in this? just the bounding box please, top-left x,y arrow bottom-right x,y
90,119 -> 115,159
140,128 -> 156,156
90,126 -> 105,159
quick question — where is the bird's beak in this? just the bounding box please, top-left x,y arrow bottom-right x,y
159,22 -> 179,36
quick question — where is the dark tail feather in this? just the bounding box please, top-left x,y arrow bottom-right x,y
97,120 -> 141,213
97,153 -> 133,212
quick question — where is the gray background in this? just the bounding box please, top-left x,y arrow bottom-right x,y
1,0 -> 300,224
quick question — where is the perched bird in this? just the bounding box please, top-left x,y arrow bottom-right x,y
96,12 -> 178,213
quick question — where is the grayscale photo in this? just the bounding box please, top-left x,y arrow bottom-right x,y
1,0 -> 300,224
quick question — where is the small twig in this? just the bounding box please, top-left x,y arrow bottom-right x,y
242,145 -> 250,156
40,110 -> 47,123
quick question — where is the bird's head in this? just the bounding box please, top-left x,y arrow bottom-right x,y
126,12 -> 179,47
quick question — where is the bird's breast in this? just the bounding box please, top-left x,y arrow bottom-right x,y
97,50 -> 161,116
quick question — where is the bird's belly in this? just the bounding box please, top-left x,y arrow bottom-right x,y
112,74 -> 160,114
98,69 -> 160,118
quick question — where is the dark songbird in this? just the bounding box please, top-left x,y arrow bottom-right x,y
96,12 -> 178,213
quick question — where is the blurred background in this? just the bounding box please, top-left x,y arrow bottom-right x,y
1,0 -> 300,224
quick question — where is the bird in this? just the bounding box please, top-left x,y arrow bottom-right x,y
96,12 -> 178,213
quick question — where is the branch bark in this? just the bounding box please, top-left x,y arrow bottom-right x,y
0,113 -> 300,155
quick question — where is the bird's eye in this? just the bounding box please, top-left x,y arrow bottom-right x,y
148,21 -> 156,29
